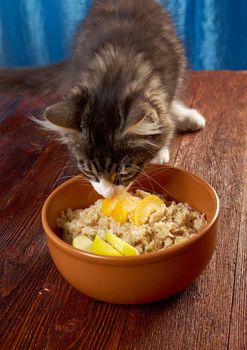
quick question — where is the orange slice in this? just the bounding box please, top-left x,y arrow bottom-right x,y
112,196 -> 141,223
101,197 -> 119,216
132,195 -> 164,225
101,193 -> 130,217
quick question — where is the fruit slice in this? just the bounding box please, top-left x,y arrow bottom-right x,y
72,235 -> 92,252
112,196 -> 141,223
101,192 -> 130,217
106,232 -> 139,256
101,197 -> 119,216
132,195 -> 164,225
91,236 -> 122,256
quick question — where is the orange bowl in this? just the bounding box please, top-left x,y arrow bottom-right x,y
41,165 -> 219,304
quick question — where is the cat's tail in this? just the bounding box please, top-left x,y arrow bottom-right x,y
0,60 -> 71,96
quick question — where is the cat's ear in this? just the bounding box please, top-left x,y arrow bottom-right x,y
123,104 -> 162,136
44,86 -> 90,131
44,100 -> 80,130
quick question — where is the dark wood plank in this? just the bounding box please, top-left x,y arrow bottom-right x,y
228,139 -> 247,350
0,95 -> 59,207
116,71 -> 247,350
175,71 -> 247,348
0,72 -> 246,350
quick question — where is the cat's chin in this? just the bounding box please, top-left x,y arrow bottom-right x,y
90,179 -> 127,198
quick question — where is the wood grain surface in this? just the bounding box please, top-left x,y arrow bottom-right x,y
0,71 -> 246,350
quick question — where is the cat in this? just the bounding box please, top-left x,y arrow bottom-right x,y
0,0 -> 205,198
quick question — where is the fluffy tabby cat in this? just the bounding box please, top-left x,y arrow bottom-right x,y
0,0 -> 205,197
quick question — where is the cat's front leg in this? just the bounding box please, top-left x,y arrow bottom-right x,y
171,100 -> 206,131
150,146 -> 170,164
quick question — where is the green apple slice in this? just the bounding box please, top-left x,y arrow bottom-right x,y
106,232 -> 139,256
91,236 -> 122,256
72,235 -> 92,252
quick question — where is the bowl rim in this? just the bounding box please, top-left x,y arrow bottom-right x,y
41,165 -> 219,266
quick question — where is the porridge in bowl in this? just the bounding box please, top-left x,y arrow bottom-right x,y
42,165 -> 219,304
57,189 -> 207,256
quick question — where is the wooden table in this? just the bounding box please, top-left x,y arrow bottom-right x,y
1,72 -> 246,350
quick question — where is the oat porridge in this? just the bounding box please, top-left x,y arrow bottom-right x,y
57,189 -> 207,256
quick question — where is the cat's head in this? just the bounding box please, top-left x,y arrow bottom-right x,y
43,85 -> 174,197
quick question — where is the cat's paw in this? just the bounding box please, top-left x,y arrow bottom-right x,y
176,109 -> 206,131
171,100 -> 206,132
150,147 -> 170,164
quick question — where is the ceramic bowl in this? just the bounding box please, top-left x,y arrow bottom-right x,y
41,165 -> 219,304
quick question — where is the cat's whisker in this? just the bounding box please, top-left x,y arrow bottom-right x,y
53,167 -> 80,184
145,168 -> 172,181
143,173 -> 175,199
123,163 -> 156,193
58,169 -> 79,177
76,175 -> 94,187
129,176 -> 157,194
121,163 -> 153,194
139,165 -> 172,179
53,175 -> 74,186
138,169 -> 165,180
76,175 -> 89,181
75,183 -> 93,189
76,180 -> 92,187
125,163 -> 175,197
74,180 -> 92,186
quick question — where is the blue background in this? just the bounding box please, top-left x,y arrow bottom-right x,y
0,0 -> 246,70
